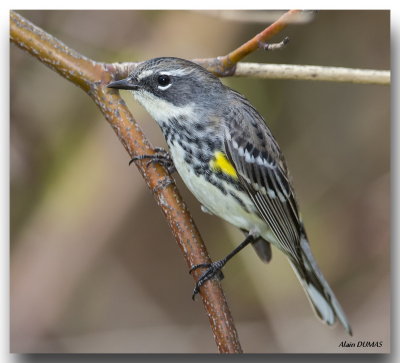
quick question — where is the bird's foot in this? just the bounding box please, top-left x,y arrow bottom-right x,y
129,147 -> 176,174
189,260 -> 226,300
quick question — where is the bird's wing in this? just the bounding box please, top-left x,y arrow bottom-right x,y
223,95 -> 302,260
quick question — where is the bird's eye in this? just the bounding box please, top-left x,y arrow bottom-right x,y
157,74 -> 171,87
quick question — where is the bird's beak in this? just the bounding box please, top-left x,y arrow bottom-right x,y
107,77 -> 139,91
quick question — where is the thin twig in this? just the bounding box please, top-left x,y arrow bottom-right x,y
107,28 -> 389,86
10,10 -> 242,353
259,36 -> 290,51
194,9 -> 301,76
109,60 -> 390,86
226,10 -> 300,62
234,63 -> 390,85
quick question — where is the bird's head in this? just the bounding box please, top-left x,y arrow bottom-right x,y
107,57 -> 224,122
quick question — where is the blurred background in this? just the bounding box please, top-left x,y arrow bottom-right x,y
10,10 -> 390,353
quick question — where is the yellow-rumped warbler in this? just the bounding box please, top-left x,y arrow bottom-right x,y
107,57 -> 352,335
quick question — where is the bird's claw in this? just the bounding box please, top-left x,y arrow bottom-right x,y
129,147 -> 176,174
189,261 -> 225,300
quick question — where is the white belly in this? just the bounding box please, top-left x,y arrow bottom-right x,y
169,143 -> 275,242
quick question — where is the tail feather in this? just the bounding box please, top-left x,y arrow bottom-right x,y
289,237 -> 352,335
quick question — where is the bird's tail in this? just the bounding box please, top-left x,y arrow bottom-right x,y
289,236 -> 352,335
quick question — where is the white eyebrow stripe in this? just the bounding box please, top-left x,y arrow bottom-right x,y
137,69 -> 154,80
160,69 -> 194,77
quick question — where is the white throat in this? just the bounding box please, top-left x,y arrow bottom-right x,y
132,89 -> 194,123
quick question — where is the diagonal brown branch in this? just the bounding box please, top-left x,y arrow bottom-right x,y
10,10 -> 242,353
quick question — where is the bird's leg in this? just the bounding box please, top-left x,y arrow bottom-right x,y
189,233 -> 255,299
129,147 -> 176,174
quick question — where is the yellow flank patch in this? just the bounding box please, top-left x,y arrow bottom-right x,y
210,151 -> 238,179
